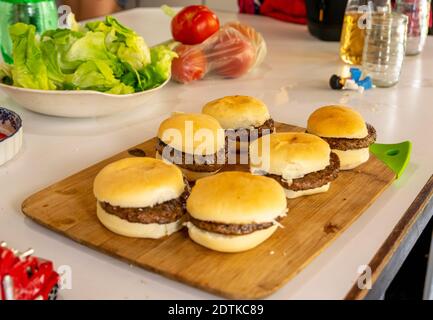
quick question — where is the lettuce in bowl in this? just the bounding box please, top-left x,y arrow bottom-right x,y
1,16 -> 177,95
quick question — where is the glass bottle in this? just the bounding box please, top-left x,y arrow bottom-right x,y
340,0 -> 391,65
395,0 -> 431,55
362,13 -> 408,87
0,0 -> 58,64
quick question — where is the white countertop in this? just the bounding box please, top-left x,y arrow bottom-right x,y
1,8 -> 432,300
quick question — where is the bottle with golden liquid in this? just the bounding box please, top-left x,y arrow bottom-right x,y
340,0 -> 391,65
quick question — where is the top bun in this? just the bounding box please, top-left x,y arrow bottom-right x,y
187,171 -> 287,224
158,113 -> 225,155
202,95 -> 270,129
94,157 -> 185,208
307,105 -> 368,139
249,132 -> 331,181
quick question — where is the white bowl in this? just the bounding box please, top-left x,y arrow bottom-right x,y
0,78 -> 169,118
0,107 -> 23,166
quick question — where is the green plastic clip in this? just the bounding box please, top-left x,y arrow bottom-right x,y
369,141 -> 412,179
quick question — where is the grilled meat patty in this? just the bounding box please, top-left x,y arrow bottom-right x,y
225,118 -> 275,142
267,152 -> 340,191
188,215 -> 283,236
316,123 -> 376,151
156,139 -> 226,172
100,184 -> 190,224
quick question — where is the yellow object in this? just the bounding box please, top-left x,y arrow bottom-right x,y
339,12 -> 366,65
307,105 -> 368,139
158,113 -> 225,155
249,132 -> 331,181
186,171 -> 287,224
93,157 -> 185,208
202,95 -> 270,129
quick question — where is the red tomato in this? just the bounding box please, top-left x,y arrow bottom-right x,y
171,5 -> 220,45
209,34 -> 256,78
0,133 -> 6,140
171,44 -> 208,84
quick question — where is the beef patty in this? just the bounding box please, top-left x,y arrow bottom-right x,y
315,123 -> 376,151
156,139 -> 226,172
188,215 -> 283,236
225,118 -> 275,142
100,184 -> 190,224
267,152 -> 340,191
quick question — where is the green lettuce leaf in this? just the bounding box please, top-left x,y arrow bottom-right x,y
41,29 -> 85,73
6,16 -> 176,94
9,23 -> 55,90
0,63 -> 13,85
105,83 -> 135,94
67,60 -> 120,91
86,17 -> 151,71
139,45 -> 177,90
39,36 -> 67,88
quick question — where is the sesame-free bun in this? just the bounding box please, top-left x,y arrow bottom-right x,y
155,150 -> 221,181
93,157 -> 185,208
333,147 -> 370,170
187,171 -> 287,224
249,132 -> 331,181
186,222 -> 278,253
202,95 -> 270,129
157,112 -> 225,155
307,105 -> 368,139
97,202 -> 184,238
283,183 -> 330,199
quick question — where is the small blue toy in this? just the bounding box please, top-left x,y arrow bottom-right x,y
350,67 -> 362,82
329,67 -> 373,92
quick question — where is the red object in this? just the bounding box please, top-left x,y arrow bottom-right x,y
171,45 -> 208,83
171,5 -> 220,45
210,33 -> 256,78
0,133 -> 6,140
0,244 -> 59,300
256,0 -> 307,25
430,7 -> 432,28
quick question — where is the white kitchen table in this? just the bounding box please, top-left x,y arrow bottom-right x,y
1,8 -> 432,300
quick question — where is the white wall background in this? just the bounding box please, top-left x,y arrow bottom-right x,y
127,0 -> 238,12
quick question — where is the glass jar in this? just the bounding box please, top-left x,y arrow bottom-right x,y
395,0 -> 431,55
362,13 -> 408,87
340,0 -> 391,65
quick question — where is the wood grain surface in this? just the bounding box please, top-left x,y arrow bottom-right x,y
345,175 -> 433,300
21,122 -> 396,299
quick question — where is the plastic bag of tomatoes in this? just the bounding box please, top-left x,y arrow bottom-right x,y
171,22 -> 267,84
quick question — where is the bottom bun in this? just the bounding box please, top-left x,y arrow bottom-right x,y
155,151 -> 220,181
332,147 -> 369,170
284,182 -> 330,199
186,222 -> 278,253
97,202 -> 184,238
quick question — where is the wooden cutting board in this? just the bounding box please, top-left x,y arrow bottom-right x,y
22,122 -> 395,299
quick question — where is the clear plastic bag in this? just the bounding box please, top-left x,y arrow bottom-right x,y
171,22 -> 267,84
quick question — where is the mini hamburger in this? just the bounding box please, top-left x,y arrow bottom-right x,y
307,105 -> 377,170
186,171 -> 287,253
202,95 -> 274,151
249,132 -> 340,199
156,113 -> 226,181
94,157 -> 189,238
